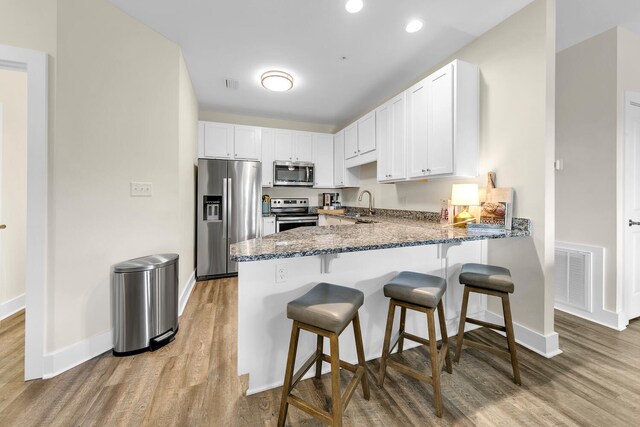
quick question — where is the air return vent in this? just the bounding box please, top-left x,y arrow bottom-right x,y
555,247 -> 591,312
225,78 -> 239,90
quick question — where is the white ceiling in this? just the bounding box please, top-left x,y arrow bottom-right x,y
107,0 -> 532,127
557,0 -> 640,51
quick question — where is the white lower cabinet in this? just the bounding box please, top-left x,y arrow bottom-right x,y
263,217 -> 276,236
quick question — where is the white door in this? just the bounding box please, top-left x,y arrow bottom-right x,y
427,64 -> 454,176
203,122 -> 233,159
274,130 -> 293,161
344,123 -> 358,160
406,78 -> 429,178
261,129 -> 275,187
334,131 -> 345,186
358,111 -> 376,154
376,102 -> 390,181
624,92 -> 640,320
389,93 -> 407,180
293,131 -> 313,162
312,133 -> 334,187
234,125 -> 261,160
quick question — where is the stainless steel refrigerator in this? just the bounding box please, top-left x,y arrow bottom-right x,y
197,159 -> 262,279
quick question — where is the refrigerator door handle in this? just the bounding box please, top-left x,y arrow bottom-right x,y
227,178 -> 232,240
222,178 -> 228,240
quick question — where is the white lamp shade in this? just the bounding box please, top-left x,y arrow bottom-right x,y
451,183 -> 480,206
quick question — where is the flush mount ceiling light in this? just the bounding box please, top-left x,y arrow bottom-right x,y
345,0 -> 363,14
405,19 -> 424,33
260,70 -> 294,92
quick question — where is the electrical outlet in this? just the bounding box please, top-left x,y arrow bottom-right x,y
276,265 -> 287,283
130,181 -> 153,197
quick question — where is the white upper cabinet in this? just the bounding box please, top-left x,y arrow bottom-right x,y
274,130 -> 294,161
200,122 -> 234,159
344,123 -> 358,160
343,113 -> 377,168
198,122 -> 261,161
273,130 -> 313,162
376,93 -> 406,182
406,59 -> 479,180
261,128 -> 275,187
333,130 -> 359,188
293,131 -> 313,162
234,125 -> 261,160
312,133 -> 334,188
357,111 -> 376,155
426,64 -> 454,176
407,77 -> 429,178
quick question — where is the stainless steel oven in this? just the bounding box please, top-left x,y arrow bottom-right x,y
273,161 -> 314,187
271,198 -> 318,232
275,215 -> 318,232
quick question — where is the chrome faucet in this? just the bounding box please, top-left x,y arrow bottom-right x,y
358,190 -> 375,216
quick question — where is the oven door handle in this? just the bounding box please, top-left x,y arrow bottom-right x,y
277,219 -> 317,224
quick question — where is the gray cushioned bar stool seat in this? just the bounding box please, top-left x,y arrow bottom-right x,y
455,263 -> 521,385
378,271 -> 452,418
459,263 -> 514,293
383,271 -> 447,308
287,282 -> 364,334
279,283 -> 369,426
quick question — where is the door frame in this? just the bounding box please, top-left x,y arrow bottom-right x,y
0,44 -> 48,380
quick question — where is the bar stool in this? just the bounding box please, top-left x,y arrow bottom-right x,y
378,271 -> 452,418
278,282 -> 370,427
454,263 -> 521,385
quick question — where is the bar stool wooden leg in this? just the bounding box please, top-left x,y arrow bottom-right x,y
378,300 -> 396,387
352,312 -> 370,400
501,293 -> 522,385
315,335 -> 324,379
454,286 -> 470,363
329,333 -> 343,427
278,321 -> 301,427
437,300 -> 452,374
427,309 -> 443,417
398,307 -> 407,353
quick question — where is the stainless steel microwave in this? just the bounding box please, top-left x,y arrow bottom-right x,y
273,161 -> 314,187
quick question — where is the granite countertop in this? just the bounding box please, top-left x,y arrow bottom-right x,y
231,208 -> 531,262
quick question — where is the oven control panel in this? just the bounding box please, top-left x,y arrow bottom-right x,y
270,198 -> 309,208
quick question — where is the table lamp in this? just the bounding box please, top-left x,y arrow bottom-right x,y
451,184 -> 480,227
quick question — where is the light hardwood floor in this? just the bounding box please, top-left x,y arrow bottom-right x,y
1,278 -> 639,426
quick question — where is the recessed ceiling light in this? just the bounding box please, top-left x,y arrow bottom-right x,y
261,70 -> 294,92
405,19 -> 424,33
345,0 -> 363,14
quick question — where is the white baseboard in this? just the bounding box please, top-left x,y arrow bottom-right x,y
0,294 -> 25,320
482,311 -> 562,358
179,269 -> 197,316
43,269 -> 197,379
43,329 -> 112,379
555,304 -> 626,331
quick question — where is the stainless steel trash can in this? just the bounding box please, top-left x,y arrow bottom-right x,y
112,253 -> 179,356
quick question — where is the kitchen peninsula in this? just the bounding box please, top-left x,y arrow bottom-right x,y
231,209 -> 531,395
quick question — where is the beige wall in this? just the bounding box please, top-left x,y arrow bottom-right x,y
556,28 -> 618,311
49,0 -> 196,351
178,51 -> 198,288
344,0 -> 556,335
0,69 -> 28,305
199,110 -> 337,134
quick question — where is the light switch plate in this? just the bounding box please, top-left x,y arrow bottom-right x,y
130,181 -> 153,197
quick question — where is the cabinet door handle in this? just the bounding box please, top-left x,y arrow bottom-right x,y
630,219 -> 640,227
